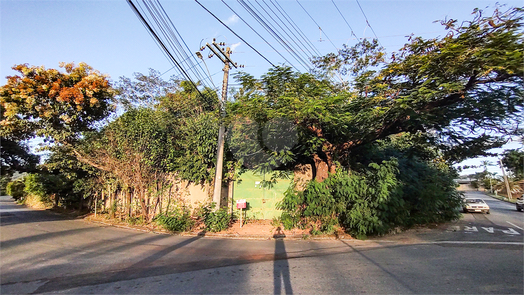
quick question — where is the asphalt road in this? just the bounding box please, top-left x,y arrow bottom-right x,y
1,193 -> 523,294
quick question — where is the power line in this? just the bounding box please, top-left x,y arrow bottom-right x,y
255,0 -> 315,66
269,0 -> 322,57
331,0 -> 359,41
142,0 -> 212,89
195,0 -> 276,68
152,0 -> 212,88
355,0 -> 382,46
238,0 -> 310,71
295,0 -> 339,51
220,0 -> 295,70
127,0 -> 203,97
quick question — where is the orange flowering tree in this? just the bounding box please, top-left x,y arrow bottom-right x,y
0,62 -> 115,144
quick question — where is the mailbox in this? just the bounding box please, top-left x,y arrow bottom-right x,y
236,199 -> 247,209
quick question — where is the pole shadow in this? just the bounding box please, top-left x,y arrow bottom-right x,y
273,227 -> 293,294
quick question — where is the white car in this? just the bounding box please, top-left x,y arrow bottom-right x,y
463,198 -> 490,214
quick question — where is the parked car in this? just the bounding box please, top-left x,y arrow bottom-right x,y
463,198 -> 490,214
516,194 -> 524,212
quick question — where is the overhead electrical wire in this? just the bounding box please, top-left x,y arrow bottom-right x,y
151,0 -> 213,88
195,0 -> 275,69
331,0 -> 359,41
249,0 -> 311,69
220,0 -> 294,70
139,0 -> 214,90
268,0 -> 321,57
355,0 -> 382,46
255,0 -> 315,66
238,0 -> 310,71
126,0 -> 204,97
295,0 -> 339,51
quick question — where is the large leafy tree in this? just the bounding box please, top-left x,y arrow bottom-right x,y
0,137 -> 39,177
501,148 -> 524,179
1,62 -> 115,144
231,7 -> 523,180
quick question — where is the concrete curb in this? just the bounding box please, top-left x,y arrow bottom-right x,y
84,218 -> 351,241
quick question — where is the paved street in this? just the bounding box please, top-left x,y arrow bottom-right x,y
1,193 -> 523,294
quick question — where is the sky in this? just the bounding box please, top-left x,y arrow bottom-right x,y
1,0 -> 522,175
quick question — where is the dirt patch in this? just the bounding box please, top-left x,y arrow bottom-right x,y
84,214 -> 348,240
215,219 -> 310,239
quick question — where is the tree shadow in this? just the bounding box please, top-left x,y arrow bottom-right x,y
32,235 -> 203,293
0,196 -> 78,227
339,240 -> 415,293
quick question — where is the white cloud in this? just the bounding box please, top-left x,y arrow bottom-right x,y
224,14 -> 239,25
231,42 -> 241,51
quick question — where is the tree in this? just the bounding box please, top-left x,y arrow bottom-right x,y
1,62 -> 115,144
501,149 -> 524,179
116,68 -> 181,109
0,137 -> 39,177
231,7 -> 523,180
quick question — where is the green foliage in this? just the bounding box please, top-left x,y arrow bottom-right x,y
23,174 -> 48,200
173,112 -> 219,183
278,160 -> 399,237
501,149 -> 524,179
278,136 -> 463,237
23,173 -> 72,206
0,176 -> 9,195
199,203 -> 231,232
155,208 -> 195,232
43,144 -> 103,207
101,108 -> 179,172
231,7 -> 523,179
126,216 -> 145,226
0,137 -> 39,177
6,179 -> 25,200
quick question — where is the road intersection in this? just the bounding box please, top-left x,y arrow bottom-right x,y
1,191 -> 522,294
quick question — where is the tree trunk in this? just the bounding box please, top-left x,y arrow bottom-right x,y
313,154 -> 330,182
127,189 -> 132,218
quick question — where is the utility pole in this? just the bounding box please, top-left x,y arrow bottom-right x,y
499,158 -> 513,200
198,39 -> 241,208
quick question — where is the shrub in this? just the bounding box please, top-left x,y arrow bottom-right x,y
155,209 -> 194,232
23,174 -> 53,205
1,176 -> 10,195
23,173 -> 73,207
126,216 -> 145,226
277,156 -> 462,238
6,179 -> 25,200
199,203 -> 231,232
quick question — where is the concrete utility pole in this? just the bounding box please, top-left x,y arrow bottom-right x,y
199,40 -> 240,208
499,158 -> 513,200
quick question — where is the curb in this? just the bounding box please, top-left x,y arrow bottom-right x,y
84,218 -> 351,241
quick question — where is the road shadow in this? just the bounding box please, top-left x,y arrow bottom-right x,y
1,226 -> 100,249
339,240 -> 415,293
0,196 -> 77,227
273,227 -> 293,294
31,235 -> 203,293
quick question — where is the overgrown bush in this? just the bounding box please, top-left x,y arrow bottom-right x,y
23,173 -> 73,207
1,176 -> 10,195
6,179 -> 25,200
155,209 -> 194,232
278,160 -> 400,237
278,155 -> 462,238
199,203 -> 231,232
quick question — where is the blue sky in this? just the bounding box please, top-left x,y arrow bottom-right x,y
1,0 -> 522,174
